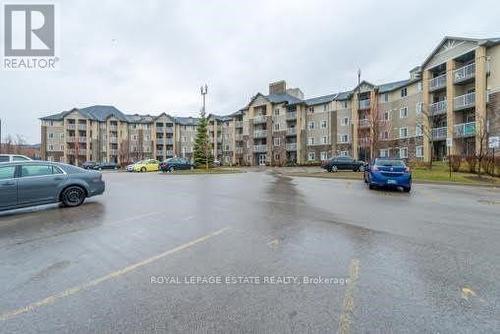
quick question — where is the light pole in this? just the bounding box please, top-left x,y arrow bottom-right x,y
200,84 -> 209,169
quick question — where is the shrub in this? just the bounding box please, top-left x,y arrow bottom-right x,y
483,156 -> 496,177
449,155 -> 462,172
464,155 -> 477,173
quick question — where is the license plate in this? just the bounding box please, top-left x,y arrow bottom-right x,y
387,179 -> 397,184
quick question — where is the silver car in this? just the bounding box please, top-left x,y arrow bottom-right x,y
0,161 -> 105,211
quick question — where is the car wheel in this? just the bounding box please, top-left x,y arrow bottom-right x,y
61,186 -> 86,207
368,184 -> 375,190
331,165 -> 338,172
141,167 -> 146,172
403,186 -> 411,193
358,165 -> 365,172
169,166 -> 175,173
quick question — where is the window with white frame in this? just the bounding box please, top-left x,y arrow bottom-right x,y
60,145 -> 64,151
308,121 -> 315,129
48,144 -> 54,151
340,134 -> 349,143
401,87 -> 408,97
308,137 -> 315,145
380,148 -> 389,158
182,136 -> 187,142
320,152 -> 328,160
308,107 -> 314,113
399,147 -> 408,159
415,124 -> 423,136
322,136 -> 327,144
383,111 -> 390,121
48,133 -> 54,139
400,107 -> 408,118
382,130 -> 389,140
273,138 -> 281,146
341,117 -> 349,126
308,152 -> 315,161
416,146 -> 423,158
323,104 -> 328,112
342,101 -> 348,108
383,93 -> 389,102
399,127 -> 408,138
60,133 -> 64,139
417,82 -> 423,92
321,120 -> 327,128
416,102 -> 423,115
274,123 -> 280,131
274,108 -> 280,116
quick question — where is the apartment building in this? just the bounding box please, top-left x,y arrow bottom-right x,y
41,36 -> 500,166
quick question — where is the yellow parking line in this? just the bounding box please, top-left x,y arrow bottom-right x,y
0,227 -> 229,321
338,258 -> 360,334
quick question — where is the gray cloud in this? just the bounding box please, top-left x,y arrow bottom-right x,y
1,0 -> 499,143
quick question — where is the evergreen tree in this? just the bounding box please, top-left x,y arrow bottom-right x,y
193,111 -> 213,169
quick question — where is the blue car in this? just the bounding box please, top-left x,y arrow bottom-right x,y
364,158 -> 412,192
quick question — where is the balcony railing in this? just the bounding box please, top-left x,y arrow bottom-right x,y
254,130 -> 268,138
286,143 -> 297,151
165,138 -> 174,145
429,74 -> 447,91
78,137 -> 87,143
156,150 -> 165,156
253,115 -> 267,124
430,100 -> 447,116
235,121 -> 243,128
454,63 -> 475,83
358,119 -> 370,128
77,124 -> 87,130
156,127 -> 164,133
109,149 -> 118,155
454,122 -> 476,138
358,99 -> 371,110
67,124 -> 76,130
286,128 -> 297,136
431,127 -> 447,140
286,112 -> 297,120
109,125 -> 118,131
165,127 -> 174,133
67,136 -> 76,143
109,137 -> 118,143
166,150 -> 174,156
253,145 -> 267,153
454,92 -> 475,111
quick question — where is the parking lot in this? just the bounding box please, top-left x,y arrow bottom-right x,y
1,170 -> 500,333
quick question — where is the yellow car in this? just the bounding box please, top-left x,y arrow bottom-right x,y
132,159 -> 160,172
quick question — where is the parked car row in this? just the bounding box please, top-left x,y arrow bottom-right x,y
82,161 -> 120,170
322,156 -> 366,172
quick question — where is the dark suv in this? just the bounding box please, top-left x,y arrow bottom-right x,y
322,156 -> 365,172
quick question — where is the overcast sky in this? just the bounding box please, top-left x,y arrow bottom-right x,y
1,0 -> 499,143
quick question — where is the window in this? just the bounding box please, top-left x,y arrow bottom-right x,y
49,145 -> 54,151
380,148 -> 389,158
341,117 -> 349,126
308,107 -> 314,113
342,101 -> 348,108
274,154 -> 280,160
20,164 -> 57,177
322,136 -> 327,144
340,151 -> 348,156
274,109 -> 280,116
416,124 -> 423,137
417,82 -> 423,92
320,152 -> 328,160
401,88 -> 408,97
400,107 -> 408,118
60,133 -> 64,139
13,155 -> 30,161
308,121 -> 315,129
383,111 -> 390,121
340,134 -> 349,143
0,166 -> 16,180
49,133 -> 54,139
399,147 -> 408,159
383,93 -> 389,102
416,102 -> 423,115
182,136 -> 187,142
60,145 -> 64,151
321,120 -> 327,129
416,146 -> 424,158
274,123 -> 280,131
323,104 -> 328,112
381,131 -> 389,140
308,152 -> 315,161
399,128 -> 408,138
308,137 -> 315,145
273,138 -> 281,146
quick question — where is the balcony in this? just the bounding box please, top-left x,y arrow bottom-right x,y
109,149 -> 118,155
67,136 -> 76,143
431,127 -> 447,141
286,143 -> 297,151
235,121 -> 243,128
77,124 -> 87,131
253,145 -> 267,153
67,124 -> 76,130
156,127 -> 164,133
254,130 -> 268,138
430,100 -> 447,116
67,149 -> 75,155
77,149 -> 87,156
286,128 -> 297,136
286,112 -> 297,120
358,99 -> 371,110
166,127 -> 174,134
78,137 -> 87,143
165,138 -> 174,145
358,119 -> 370,128
454,63 -> 475,84
156,150 -> 165,156
454,122 -> 475,138
109,137 -> 118,143
454,92 -> 475,111
166,150 -> 174,156
253,115 -> 267,124
109,125 -> 118,131
429,74 -> 446,91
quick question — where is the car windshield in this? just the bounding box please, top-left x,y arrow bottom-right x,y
375,159 -> 405,167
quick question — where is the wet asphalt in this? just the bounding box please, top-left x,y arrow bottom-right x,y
0,170 -> 499,333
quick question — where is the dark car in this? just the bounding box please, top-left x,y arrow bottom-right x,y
0,161 -> 105,211
323,156 -> 365,172
160,158 -> 194,172
364,158 -> 412,192
93,162 -> 119,170
82,161 -> 98,169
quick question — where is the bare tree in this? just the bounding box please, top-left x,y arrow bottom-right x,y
475,112 -> 489,178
